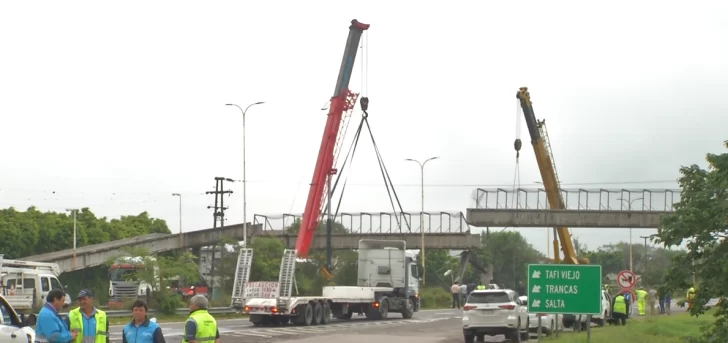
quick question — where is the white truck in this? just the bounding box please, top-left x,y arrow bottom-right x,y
0,255 -> 71,313
232,239 -> 420,326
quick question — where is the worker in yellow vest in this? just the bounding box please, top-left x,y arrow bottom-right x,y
67,290 -> 109,343
612,294 -> 627,325
183,295 -> 220,343
635,287 -> 648,316
686,287 -> 696,310
476,282 -> 486,290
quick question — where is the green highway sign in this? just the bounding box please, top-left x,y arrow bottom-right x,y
527,264 -> 602,315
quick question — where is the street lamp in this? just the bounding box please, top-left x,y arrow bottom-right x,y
226,102 -> 265,247
172,193 -> 182,247
405,156 -> 439,286
65,208 -> 79,270
617,197 -> 644,272
639,235 -> 652,272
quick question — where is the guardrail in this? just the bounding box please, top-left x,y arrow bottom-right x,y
60,307 -> 237,317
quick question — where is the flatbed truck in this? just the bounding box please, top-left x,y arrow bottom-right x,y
232,239 -> 420,326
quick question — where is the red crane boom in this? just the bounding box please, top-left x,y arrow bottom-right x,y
295,19 -> 370,258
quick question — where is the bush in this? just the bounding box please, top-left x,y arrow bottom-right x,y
419,287 -> 451,309
153,292 -> 184,315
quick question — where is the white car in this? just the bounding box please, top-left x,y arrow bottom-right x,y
561,289 -> 612,329
462,289 -> 530,342
0,295 -> 36,343
518,296 -> 562,336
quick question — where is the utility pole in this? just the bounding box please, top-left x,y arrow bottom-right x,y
65,208 -> 79,270
206,177 -> 234,300
405,156 -> 439,286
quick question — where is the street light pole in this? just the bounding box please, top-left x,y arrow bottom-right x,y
618,197 -> 643,272
65,208 -> 79,270
405,156 -> 439,286
639,235 -> 651,272
172,193 -> 182,247
226,102 -> 265,248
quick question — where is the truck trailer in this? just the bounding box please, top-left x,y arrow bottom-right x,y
234,239 -> 420,326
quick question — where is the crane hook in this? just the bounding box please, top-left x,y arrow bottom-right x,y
514,138 -> 522,159
360,97 -> 369,118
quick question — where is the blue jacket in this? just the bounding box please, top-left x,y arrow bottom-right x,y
36,303 -> 73,343
122,319 -> 165,343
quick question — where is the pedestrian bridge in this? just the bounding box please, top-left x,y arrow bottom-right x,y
21,211 -> 479,273
468,188 -> 678,228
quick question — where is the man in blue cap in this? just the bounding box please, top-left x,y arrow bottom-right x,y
66,289 -> 109,343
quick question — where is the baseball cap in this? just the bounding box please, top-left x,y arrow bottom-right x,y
77,289 -> 94,299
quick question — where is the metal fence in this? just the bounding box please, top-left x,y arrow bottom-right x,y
473,188 -> 679,212
253,211 -> 470,234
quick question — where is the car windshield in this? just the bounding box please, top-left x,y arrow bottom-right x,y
467,291 -> 511,304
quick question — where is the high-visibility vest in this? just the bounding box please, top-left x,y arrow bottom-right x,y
68,308 -> 108,343
182,310 -> 217,343
476,285 -> 486,290
636,290 -> 647,301
613,296 -> 627,314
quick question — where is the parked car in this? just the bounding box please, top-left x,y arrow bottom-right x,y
462,289 -> 529,342
0,294 -> 37,343
518,296 -> 562,336
562,289 -> 612,329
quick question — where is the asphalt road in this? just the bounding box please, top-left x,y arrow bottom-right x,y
108,309 -> 464,343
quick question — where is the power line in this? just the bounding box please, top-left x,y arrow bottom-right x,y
0,178 -> 679,195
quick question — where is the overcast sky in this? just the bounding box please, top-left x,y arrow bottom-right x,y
1,1 -> 726,258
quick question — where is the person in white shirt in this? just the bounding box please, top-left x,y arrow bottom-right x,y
450,282 -> 461,309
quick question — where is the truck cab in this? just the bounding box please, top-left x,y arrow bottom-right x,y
405,251 -> 421,310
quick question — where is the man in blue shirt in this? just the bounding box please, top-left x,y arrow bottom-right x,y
66,289 -> 109,343
122,300 -> 165,343
36,289 -> 77,343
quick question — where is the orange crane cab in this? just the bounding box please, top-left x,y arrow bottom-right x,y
516,87 -> 588,265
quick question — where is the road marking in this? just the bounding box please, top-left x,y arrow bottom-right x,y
110,316 -> 457,342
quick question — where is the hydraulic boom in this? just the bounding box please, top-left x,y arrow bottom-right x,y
296,20 -> 370,258
516,87 -> 585,264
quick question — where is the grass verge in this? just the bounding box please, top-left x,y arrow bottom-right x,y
544,311 -> 715,343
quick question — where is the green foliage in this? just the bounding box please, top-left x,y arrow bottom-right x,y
0,207 -> 171,301
485,231 -> 544,288
581,242 -> 684,286
0,207 -> 170,259
419,287 -> 451,309
654,141 -> 728,342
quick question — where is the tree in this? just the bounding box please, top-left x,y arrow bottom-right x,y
485,231 -> 544,289
0,206 -> 172,303
655,141 -> 728,342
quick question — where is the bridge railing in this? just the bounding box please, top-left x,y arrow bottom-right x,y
472,188 -> 679,212
252,211 -> 471,234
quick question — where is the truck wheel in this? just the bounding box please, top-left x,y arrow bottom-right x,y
380,299 -> 389,319
294,303 -> 314,326
312,302 -> 323,325
320,302 -> 331,324
401,298 -> 414,319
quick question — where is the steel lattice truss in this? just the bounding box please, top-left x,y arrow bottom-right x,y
253,211 -> 469,234
472,188 -> 679,211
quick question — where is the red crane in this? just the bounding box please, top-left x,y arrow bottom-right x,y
295,19 -> 370,258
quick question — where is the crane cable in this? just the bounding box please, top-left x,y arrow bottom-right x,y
512,100 -> 523,209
